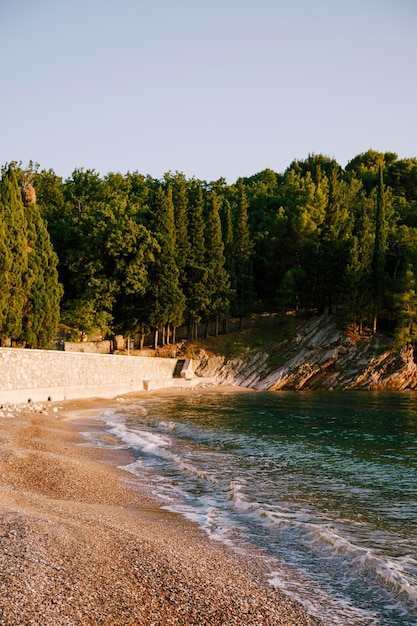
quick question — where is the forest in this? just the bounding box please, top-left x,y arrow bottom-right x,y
1,149 -> 417,349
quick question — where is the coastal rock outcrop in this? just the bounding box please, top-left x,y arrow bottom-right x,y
194,316 -> 417,391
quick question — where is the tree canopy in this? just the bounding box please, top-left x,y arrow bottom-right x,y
2,150 -> 417,348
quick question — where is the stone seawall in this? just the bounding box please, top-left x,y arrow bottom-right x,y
0,348 -> 179,404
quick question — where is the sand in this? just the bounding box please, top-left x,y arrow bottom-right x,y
0,390 -> 325,626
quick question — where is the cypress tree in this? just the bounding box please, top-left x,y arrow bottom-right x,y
371,165 -> 388,333
233,184 -> 255,326
0,166 -> 63,348
0,165 -> 28,342
204,191 -> 231,335
0,197 -> 12,336
184,186 -> 209,338
148,185 -> 185,347
170,173 -> 190,293
221,199 -> 234,280
19,196 -> 63,348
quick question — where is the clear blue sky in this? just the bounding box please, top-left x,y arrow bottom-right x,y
1,0 -> 416,183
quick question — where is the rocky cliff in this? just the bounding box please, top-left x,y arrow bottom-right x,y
194,315 -> 417,391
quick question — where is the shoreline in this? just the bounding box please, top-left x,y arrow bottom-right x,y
0,388 -> 324,625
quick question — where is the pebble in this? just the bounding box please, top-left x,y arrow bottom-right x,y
0,401 -> 326,626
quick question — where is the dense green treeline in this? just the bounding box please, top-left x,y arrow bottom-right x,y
2,150 -> 417,348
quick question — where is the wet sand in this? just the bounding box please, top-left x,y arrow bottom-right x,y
0,390 -> 324,625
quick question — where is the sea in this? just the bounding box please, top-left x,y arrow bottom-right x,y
83,390 -> 417,626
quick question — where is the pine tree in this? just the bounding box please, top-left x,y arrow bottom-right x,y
344,178 -> 375,332
316,167 -> 352,314
392,265 -> 417,346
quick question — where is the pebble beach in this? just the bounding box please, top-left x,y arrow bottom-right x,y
0,394 -> 325,626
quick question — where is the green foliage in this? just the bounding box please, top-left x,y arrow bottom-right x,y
0,148 -> 416,350
391,266 -> 417,346
370,166 -> 389,332
0,164 -> 62,346
20,202 -> 63,347
61,299 -> 113,340
184,186 -> 210,333
147,185 -> 185,334
0,197 -> 13,333
194,318 -> 296,360
0,165 -> 28,340
231,183 -> 255,319
204,191 -> 232,324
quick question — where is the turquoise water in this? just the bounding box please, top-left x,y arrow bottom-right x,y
88,391 -> 417,625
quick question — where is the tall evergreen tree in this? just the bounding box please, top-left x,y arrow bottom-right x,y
388,225 -> 417,344
184,186 -> 209,338
20,197 -> 63,347
220,198 -> 234,274
148,185 -> 185,347
204,191 -> 231,335
169,173 -> 190,285
316,167 -> 352,314
343,178 -> 375,330
0,195 -> 12,335
371,165 -> 388,333
277,167 -> 327,308
233,184 -> 255,325
0,165 -> 62,347
0,165 -> 28,342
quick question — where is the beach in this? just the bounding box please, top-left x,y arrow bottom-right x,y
0,391 -> 324,626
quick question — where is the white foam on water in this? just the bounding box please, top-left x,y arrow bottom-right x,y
303,523 -> 417,607
84,400 -> 417,626
268,566 -> 381,626
218,475 -> 417,614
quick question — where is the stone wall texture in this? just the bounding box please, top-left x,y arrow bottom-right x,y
0,348 -> 179,404
64,341 -> 112,354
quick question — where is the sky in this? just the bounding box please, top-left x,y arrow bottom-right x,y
1,0 -> 416,183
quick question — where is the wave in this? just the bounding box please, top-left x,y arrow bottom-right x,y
82,398 -> 417,626
302,524 -> 417,607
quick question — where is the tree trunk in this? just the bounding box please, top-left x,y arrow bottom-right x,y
154,329 -> 159,350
